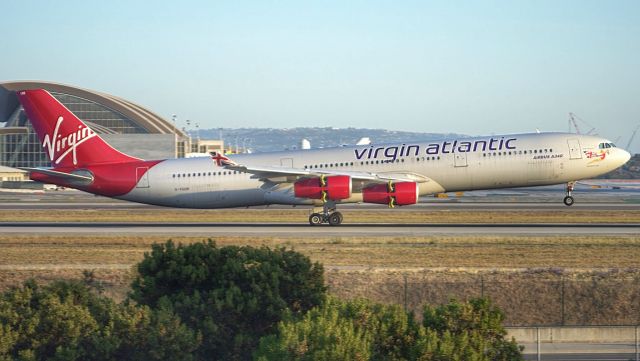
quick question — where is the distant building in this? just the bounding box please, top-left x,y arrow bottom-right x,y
190,139 -> 224,155
0,81 -> 222,167
0,165 -> 27,182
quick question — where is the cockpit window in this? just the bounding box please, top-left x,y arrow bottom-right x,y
609,143 -> 616,148
599,143 -> 605,149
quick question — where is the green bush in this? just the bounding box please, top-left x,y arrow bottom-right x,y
0,280 -> 199,361
255,298 -> 523,361
129,240 -> 326,360
0,241 -> 522,361
422,298 -> 522,361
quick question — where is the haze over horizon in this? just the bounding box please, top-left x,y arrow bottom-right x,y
2,1 -> 639,152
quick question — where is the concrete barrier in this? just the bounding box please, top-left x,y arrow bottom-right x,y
507,326 -> 638,343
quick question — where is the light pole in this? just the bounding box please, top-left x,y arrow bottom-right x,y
171,114 -> 178,158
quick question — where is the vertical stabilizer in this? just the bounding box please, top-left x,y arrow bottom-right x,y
17,89 -> 140,168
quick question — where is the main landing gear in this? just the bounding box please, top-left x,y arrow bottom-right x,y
563,181 -> 575,206
309,201 -> 343,226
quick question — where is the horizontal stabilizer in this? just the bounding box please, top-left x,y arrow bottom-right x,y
19,167 -> 94,182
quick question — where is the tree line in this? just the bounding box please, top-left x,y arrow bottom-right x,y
0,240 -> 522,360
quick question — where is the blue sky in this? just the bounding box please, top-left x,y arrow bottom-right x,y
2,1 -> 640,152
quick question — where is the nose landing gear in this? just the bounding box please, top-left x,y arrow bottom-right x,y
308,201 -> 343,226
563,181 -> 576,206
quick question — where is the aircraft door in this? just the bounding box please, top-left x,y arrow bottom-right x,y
567,139 -> 582,159
454,153 -> 468,167
280,158 -> 294,168
136,167 -> 150,188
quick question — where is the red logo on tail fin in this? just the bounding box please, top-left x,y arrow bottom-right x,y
42,116 -> 97,166
17,89 -> 141,168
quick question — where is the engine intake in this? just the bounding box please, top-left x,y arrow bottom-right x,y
362,181 -> 419,207
294,175 -> 351,201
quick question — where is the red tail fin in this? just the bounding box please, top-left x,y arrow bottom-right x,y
17,89 -> 140,168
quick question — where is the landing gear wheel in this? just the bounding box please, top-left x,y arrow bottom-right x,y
333,212 -> 343,224
328,212 -> 343,226
563,196 -> 575,206
309,213 -> 323,225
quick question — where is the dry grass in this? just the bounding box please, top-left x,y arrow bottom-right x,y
2,234 -> 640,269
2,233 -> 640,325
1,209 -> 640,223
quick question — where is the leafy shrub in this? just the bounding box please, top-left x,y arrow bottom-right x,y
255,298 -> 523,361
0,280 -> 199,361
130,240 -> 326,360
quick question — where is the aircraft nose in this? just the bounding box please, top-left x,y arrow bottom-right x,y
620,149 -> 631,165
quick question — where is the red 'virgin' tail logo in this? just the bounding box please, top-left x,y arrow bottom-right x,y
42,116 -> 97,166
17,89 -> 141,168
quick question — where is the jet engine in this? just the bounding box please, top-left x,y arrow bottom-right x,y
362,181 -> 419,207
294,175 -> 351,201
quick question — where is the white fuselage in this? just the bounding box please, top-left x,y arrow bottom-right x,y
120,132 -> 630,208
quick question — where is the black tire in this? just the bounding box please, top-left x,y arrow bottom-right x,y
334,211 -> 343,223
328,213 -> 342,226
309,213 -> 323,225
563,196 -> 575,206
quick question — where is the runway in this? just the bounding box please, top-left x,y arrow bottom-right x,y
1,222 -> 638,237
0,201 -> 638,211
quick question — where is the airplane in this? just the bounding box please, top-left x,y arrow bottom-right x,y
17,89 -> 631,226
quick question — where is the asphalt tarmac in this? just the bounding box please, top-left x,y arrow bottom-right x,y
0,201 -> 638,211
0,222 -> 637,237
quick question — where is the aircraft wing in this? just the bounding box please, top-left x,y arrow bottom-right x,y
225,164 -> 430,184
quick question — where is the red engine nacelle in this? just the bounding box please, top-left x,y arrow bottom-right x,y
362,182 -> 419,207
294,175 -> 352,201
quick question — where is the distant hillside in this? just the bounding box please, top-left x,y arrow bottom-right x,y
599,154 -> 640,179
198,127 -> 465,153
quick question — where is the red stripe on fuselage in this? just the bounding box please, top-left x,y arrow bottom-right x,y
30,160 -> 163,197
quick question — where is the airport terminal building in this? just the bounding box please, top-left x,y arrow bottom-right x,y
0,81 -> 221,169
